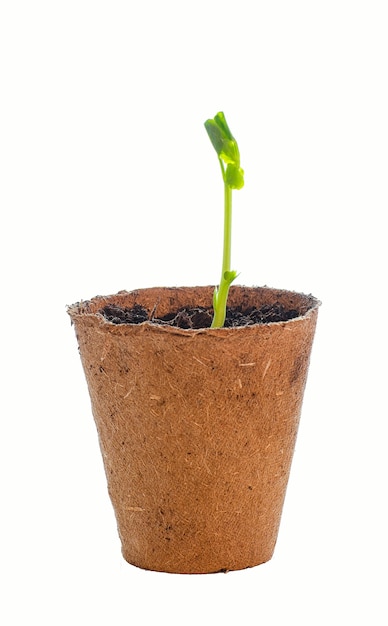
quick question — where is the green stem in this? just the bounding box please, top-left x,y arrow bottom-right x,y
211,182 -> 233,328
222,182 -> 232,278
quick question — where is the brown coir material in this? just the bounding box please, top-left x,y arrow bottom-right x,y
68,286 -> 320,574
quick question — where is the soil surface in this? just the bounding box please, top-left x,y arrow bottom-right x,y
99,302 -> 300,329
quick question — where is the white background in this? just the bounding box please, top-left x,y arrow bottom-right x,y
1,1 -> 387,624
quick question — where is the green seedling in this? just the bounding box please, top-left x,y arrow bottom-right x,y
204,112 -> 244,328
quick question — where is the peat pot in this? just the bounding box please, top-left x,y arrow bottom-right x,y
68,285 -> 320,574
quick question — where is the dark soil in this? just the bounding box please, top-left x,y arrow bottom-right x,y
99,302 -> 300,329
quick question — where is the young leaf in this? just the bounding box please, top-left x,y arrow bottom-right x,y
204,113 -> 243,173
225,163 -> 244,190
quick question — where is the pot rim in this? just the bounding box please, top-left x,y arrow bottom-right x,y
67,285 -> 321,336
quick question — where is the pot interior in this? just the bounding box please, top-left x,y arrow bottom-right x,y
69,285 -> 320,323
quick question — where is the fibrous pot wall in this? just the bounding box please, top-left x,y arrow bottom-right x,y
68,286 -> 319,573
